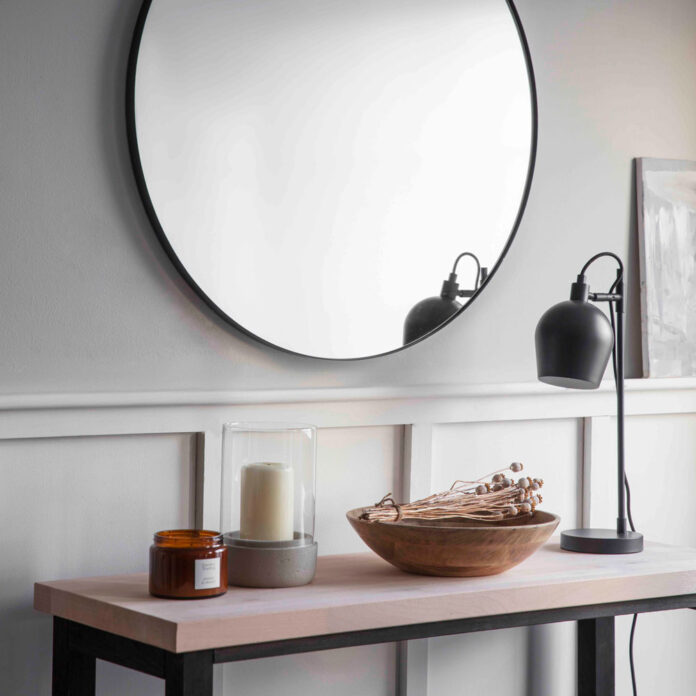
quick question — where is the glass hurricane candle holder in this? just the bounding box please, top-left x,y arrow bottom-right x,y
221,422 -> 317,587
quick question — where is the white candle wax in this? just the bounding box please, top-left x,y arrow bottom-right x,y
240,462 -> 294,541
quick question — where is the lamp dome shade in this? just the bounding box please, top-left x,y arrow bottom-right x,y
535,300 -> 614,389
403,296 -> 461,344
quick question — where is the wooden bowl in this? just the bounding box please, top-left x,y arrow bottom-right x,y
346,508 -> 560,577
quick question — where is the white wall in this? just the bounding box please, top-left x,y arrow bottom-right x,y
1,0 -> 696,392
2,1 -> 696,695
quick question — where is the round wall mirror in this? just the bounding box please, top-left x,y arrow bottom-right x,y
128,0 -> 537,359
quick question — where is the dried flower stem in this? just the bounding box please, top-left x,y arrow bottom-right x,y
361,463 -> 543,523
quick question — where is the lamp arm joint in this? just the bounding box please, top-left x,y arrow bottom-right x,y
588,292 -> 622,303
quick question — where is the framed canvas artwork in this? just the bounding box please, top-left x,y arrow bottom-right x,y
636,157 -> 696,377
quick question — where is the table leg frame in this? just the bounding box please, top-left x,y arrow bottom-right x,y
51,595 -> 696,696
578,616 -> 615,696
53,618 -> 96,696
51,617 -> 213,696
165,651 -> 214,696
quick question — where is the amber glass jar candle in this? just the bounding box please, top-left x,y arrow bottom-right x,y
149,530 -> 227,599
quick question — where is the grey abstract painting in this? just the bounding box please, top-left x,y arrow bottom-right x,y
637,158 -> 696,377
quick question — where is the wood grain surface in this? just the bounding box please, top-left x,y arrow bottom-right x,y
34,541 -> 696,653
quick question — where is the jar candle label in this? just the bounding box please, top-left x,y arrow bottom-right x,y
194,557 -> 221,590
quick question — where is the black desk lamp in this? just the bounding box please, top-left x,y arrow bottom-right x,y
403,252 -> 488,344
535,252 -> 643,554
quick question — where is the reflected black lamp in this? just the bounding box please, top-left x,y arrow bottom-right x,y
535,252 -> 643,554
403,252 -> 488,344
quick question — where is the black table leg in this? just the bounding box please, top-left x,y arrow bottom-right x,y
578,616 -> 615,696
165,651 -> 214,696
53,617 -> 96,696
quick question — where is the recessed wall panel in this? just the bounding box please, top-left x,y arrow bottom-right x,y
428,418 -> 581,696
591,413 -> 696,696
222,425 -> 402,696
0,433 -> 195,695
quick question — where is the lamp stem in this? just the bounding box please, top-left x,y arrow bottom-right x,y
615,277 -> 627,536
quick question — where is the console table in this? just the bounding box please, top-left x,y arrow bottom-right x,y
35,540 -> 696,696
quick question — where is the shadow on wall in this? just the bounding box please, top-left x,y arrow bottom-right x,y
626,160 -> 643,379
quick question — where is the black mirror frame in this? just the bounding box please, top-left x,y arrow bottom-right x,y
125,0 -> 538,361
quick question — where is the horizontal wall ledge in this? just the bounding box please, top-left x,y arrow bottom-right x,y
0,377 -> 694,425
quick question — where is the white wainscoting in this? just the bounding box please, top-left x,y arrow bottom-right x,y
2,377 -> 696,695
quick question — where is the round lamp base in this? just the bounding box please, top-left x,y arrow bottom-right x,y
560,528 -> 643,554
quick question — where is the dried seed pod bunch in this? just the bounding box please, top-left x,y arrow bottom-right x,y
361,463 -> 544,523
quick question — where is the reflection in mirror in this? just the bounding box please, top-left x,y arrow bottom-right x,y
403,252 -> 488,345
130,0 -> 535,359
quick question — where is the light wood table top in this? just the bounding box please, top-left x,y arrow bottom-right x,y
35,540 -> 696,653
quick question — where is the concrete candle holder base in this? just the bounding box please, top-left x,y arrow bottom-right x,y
223,532 -> 317,588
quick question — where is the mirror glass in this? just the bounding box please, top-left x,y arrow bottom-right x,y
131,0 -> 535,359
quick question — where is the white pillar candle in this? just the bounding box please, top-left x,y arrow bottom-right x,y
240,462 -> 294,541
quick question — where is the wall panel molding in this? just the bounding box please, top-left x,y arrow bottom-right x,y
5,378 -> 696,696
2,377 -> 696,430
